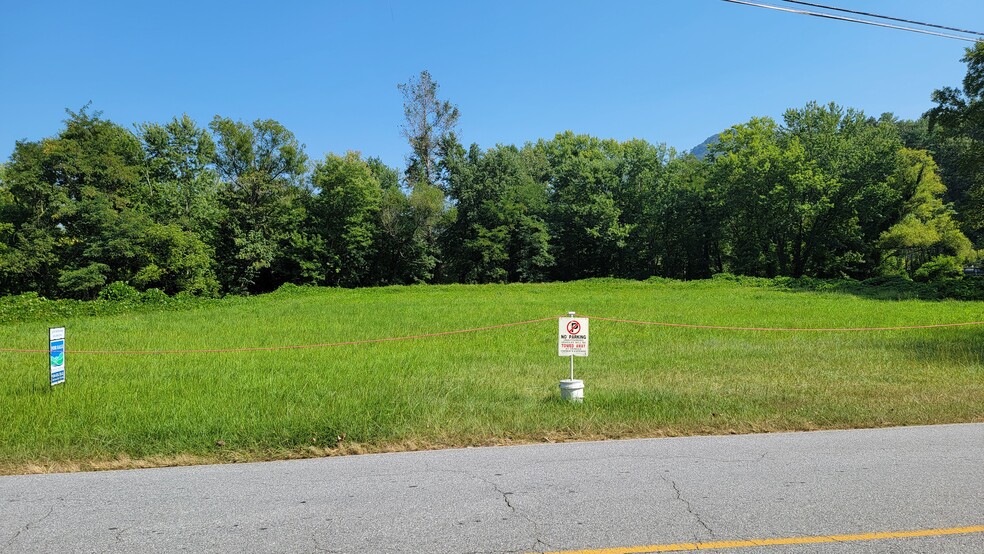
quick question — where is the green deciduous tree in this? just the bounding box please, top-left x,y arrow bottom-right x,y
710,117 -> 802,277
709,103 -> 905,279
0,107 -> 218,298
926,42 -> 984,240
537,132 -> 630,280
440,140 -> 553,283
138,115 -> 221,243
0,139 -> 67,296
645,154 -> 720,279
369,181 -> 446,285
878,148 -> 971,279
781,103 -> 903,277
209,117 -> 308,294
608,138 -> 676,278
294,152 -> 382,287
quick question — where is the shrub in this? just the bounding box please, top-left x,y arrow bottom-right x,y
913,256 -> 963,282
99,281 -> 142,302
140,288 -> 169,304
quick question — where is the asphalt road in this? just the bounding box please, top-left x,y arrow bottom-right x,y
2,424 -> 982,553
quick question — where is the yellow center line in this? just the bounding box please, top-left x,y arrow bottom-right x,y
543,525 -> 984,554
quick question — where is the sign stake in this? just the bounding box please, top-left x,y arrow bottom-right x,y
568,311 -> 575,380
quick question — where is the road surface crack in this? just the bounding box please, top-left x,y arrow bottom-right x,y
661,475 -> 714,541
1,506 -> 54,552
530,536 -> 553,552
493,483 -> 515,512
492,484 -> 554,552
470,473 -> 554,553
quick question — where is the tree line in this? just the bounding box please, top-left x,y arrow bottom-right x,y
1,45 -> 982,299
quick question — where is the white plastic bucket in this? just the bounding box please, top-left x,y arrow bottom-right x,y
559,379 -> 584,402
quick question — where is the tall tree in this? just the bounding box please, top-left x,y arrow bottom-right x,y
1,107 -> 217,298
368,181 -> 446,285
708,103 -> 906,279
292,152 -> 382,287
645,154 -> 719,279
537,132 -> 630,280
398,70 -> 460,189
209,117 -> 308,294
441,140 -> 553,283
926,42 -> 984,240
138,115 -> 221,243
878,148 -> 971,278
710,117 -> 805,277
0,139 -> 66,296
609,138 -> 674,278
781,103 -> 903,276
9,106 -> 152,298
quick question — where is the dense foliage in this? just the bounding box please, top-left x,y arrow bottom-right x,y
2,45 -> 983,299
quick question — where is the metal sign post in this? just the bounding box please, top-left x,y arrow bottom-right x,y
568,311 -> 576,379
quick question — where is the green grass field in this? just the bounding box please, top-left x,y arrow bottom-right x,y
1,278 -> 982,474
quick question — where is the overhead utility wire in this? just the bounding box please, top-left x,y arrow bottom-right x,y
721,0 -> 983,43
780,0 -> 984,38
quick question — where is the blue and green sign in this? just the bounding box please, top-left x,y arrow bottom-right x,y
49,327 -> 65,386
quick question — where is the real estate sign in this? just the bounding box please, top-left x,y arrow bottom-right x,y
49,327 -> 65,387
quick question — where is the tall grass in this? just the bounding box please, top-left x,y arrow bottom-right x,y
1,279 -> 982,473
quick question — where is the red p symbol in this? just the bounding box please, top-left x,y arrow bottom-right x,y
567,320 -> 580,334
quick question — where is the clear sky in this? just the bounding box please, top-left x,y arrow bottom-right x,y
2,0 -> 982,170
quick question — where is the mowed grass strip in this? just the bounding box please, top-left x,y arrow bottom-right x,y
0,279 -> 982,474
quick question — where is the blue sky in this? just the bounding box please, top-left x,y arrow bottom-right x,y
2,0 -> 982,170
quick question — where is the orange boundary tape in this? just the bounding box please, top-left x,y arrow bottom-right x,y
0,317 -> 556,355
581,315 -> 984,332
2,314 -> 982,355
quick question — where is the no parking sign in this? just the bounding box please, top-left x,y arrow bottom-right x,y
558,317 -> 589,357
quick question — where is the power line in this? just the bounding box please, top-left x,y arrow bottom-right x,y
780,0 -> 984,38
721,0 -> 983,43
